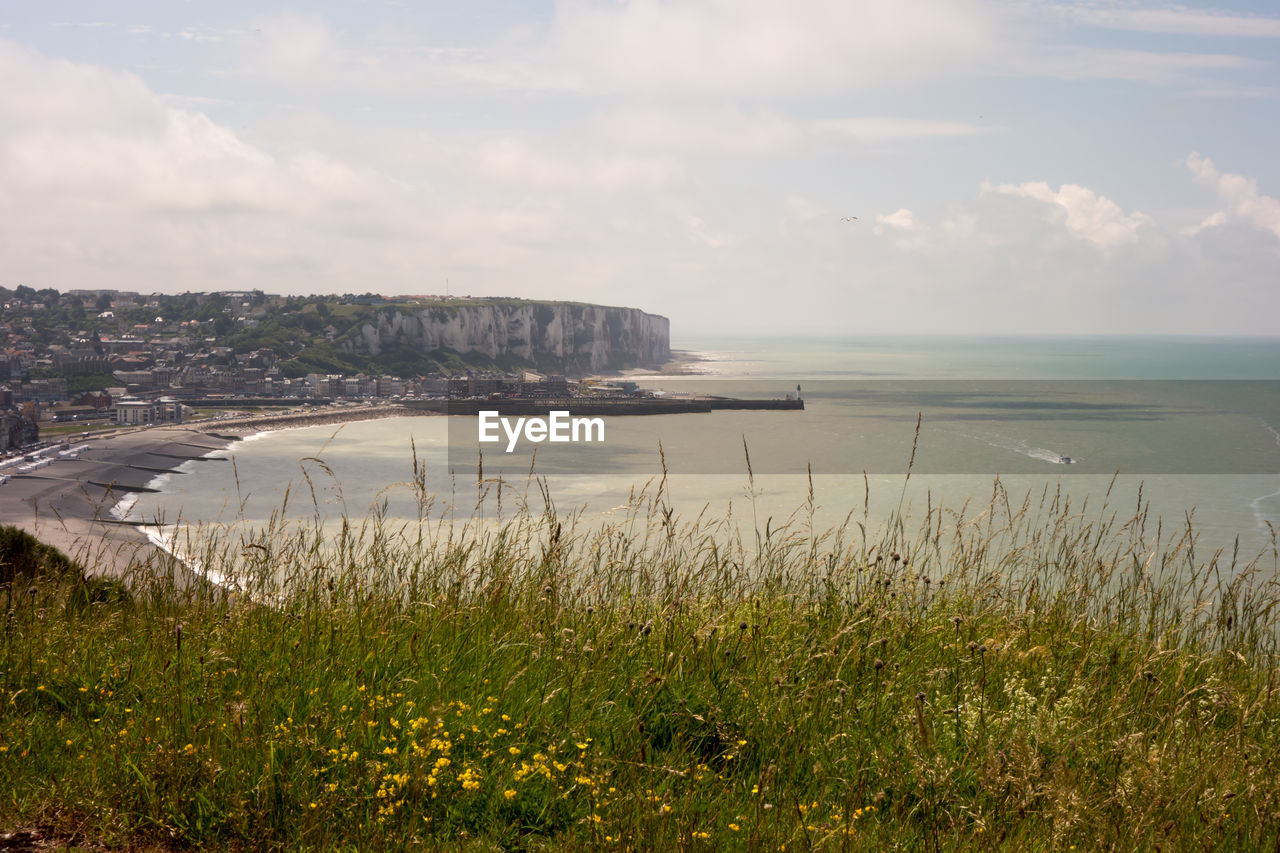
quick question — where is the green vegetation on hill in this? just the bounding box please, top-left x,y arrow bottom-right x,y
0,525 -> 82,585
275,341 -> 531,379
0,524 -> 128,610
3,482 -> 1277,851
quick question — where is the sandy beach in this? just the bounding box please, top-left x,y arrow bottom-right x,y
0,426 -> 234,583
0,405 -> 424,583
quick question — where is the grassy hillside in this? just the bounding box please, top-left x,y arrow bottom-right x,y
2,480 -> 1279,851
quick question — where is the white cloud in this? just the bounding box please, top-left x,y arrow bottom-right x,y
0,39 -> 722,312
225,1 -> 1265,100
179,27 -> 227,44
773,173 -> 1276,334
530,0 -> 996,96
591,107 -> 804,157
682,214 -> 734,248
0,40 -> 426,288
873,207 -> 930,249
590,106 -> 991,158
813,117 -> 993,141
469,136 -> 683,193
1185,152 -> 1280,240
1048,3 -> 1280,38
983,181 -> 1154,248
245,14 -> 338,83
1181,210 -> 1226,237
781,195 -> 829,224
1016,46 -> 1262,85
0,40 -> 399,217
876,209 -> 920,231
1180,85 -> 1276,100
988,3 -> 1272,85
244,0 -> 997,98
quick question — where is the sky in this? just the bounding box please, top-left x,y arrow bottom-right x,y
1,1 -> 1278,337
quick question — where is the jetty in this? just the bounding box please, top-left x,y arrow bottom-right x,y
403,396 -> 803,416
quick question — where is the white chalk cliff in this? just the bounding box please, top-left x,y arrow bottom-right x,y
342,302 -> 670,372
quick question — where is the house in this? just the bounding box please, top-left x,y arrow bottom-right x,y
76,391 -> 112,411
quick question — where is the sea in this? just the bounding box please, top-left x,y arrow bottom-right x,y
121,335 -> 1280,575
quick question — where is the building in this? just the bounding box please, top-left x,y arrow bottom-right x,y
0,410 -> 38,451
113,370 -> 155,389
468,375 -> 503,396
376,375 -> 404,398
76,391 -> 112,411
15,378 -> 68,403
53,349 -> 110,375
114,397 -> 183,426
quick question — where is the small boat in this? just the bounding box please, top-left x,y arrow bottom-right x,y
1058,455 -> 1073,464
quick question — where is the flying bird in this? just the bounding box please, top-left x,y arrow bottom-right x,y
841,216 -> 859,222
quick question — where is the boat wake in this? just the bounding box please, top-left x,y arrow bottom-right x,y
1250,420 -> 1280,540
948,428 -> 1078,465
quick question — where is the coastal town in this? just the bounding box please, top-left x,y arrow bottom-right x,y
0,286 -> 677,451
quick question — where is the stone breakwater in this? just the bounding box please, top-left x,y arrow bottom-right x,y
346,302 -> 670,372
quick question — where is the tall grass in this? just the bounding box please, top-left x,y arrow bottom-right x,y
3,460 -> 1280,851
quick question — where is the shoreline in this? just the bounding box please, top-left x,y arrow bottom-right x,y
617,349 -> 714,377
0,426 -> 237,585
186,403 -> 416,436
0,405 -> 422,584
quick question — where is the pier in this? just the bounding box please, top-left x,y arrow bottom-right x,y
402,396 -> 803,416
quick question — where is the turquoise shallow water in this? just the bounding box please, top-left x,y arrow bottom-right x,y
125,336 -> 1280,569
